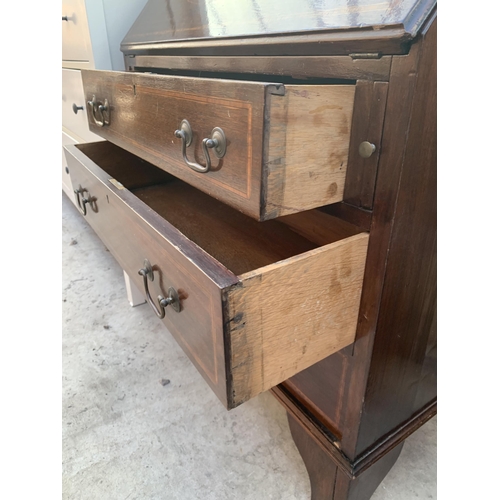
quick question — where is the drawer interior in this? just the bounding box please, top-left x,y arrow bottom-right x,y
69,140 -> 369,407
76,141 -> 364,277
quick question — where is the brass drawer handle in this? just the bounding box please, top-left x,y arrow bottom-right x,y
73,185 -> 88,216
174,119 -> 226,173
87,95 -> 110,127
138,259 -> 181,318
73,185 -> 97,215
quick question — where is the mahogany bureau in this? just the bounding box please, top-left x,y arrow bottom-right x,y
63,1 -> 437,498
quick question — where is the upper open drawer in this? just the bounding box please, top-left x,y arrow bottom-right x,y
81,70 -> 355,220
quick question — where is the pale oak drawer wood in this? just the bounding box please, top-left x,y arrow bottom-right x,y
64,141 -> 368,408
81,70 -> 355,221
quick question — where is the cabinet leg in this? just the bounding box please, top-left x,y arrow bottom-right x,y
288,414 -> 338,500
123,270 -> 146,307
287,413 -> 403,500
332,444 -> 403,500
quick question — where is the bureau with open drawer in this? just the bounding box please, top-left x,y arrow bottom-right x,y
63,0 -> 437,497
64,140 -> 369,409
81,70 -> 355,221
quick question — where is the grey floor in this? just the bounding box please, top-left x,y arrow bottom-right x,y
62,192 -> 437,500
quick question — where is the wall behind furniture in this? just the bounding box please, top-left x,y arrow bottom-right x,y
100,0 -> 149,70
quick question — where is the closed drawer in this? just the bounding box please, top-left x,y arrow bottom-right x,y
62,69 -> 102,142
81,70 -> 355,221
62,0 -> 91,62
64,141 -> 368,409
62,131 -> 78,199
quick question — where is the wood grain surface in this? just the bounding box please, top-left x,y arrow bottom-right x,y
226,233 -> 369,407
288,414 -> 338,500
265,85 -> 355,219
278,210 -> 362,247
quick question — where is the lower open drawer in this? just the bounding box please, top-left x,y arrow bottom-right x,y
64,141 -> 369,409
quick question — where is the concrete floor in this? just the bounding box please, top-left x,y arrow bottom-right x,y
62,192 -> 436,500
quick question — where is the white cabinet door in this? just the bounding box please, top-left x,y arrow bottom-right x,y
62,0 -> 92,63
62,131 -> 78,201
62,68 -> 102,142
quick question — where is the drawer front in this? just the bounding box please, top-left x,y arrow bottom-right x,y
62,69 -> 103,142
82,70 -> 355,220
64,141 -> 368,409
64,143 -> 232,405
62,131 -> 78,199
62,0 -> 92,62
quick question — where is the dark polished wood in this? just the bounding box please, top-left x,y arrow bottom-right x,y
332,444 -> 404,500
288,411 -> 405,500
321,204 -> 372,233
121,0 -> 436,56
343,81 -> 389,209
277,17 -> 436,485
273,385 -> 435,479
130,55 -> 392,81
354,15 -> 437,455
288,414 -> 338,500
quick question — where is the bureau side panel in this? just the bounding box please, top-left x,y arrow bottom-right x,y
355,18 -> 437,454
280,20 -> 432,458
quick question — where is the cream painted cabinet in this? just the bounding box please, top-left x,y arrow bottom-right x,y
62,0 -> 148,201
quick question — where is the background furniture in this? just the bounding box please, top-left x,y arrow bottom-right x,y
62,0 -> 147,200
62,0 -> 148,305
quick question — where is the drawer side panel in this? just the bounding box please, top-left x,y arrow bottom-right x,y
226,232 -> 369,407
264,85 -> 355,219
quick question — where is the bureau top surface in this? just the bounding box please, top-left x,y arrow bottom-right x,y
121,0 -> 436,55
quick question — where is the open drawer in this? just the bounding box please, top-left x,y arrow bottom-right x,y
64,141 -> 369,409
81,70 -> 355,221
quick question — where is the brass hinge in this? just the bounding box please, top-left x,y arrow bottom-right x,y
349,52 -> 382,60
